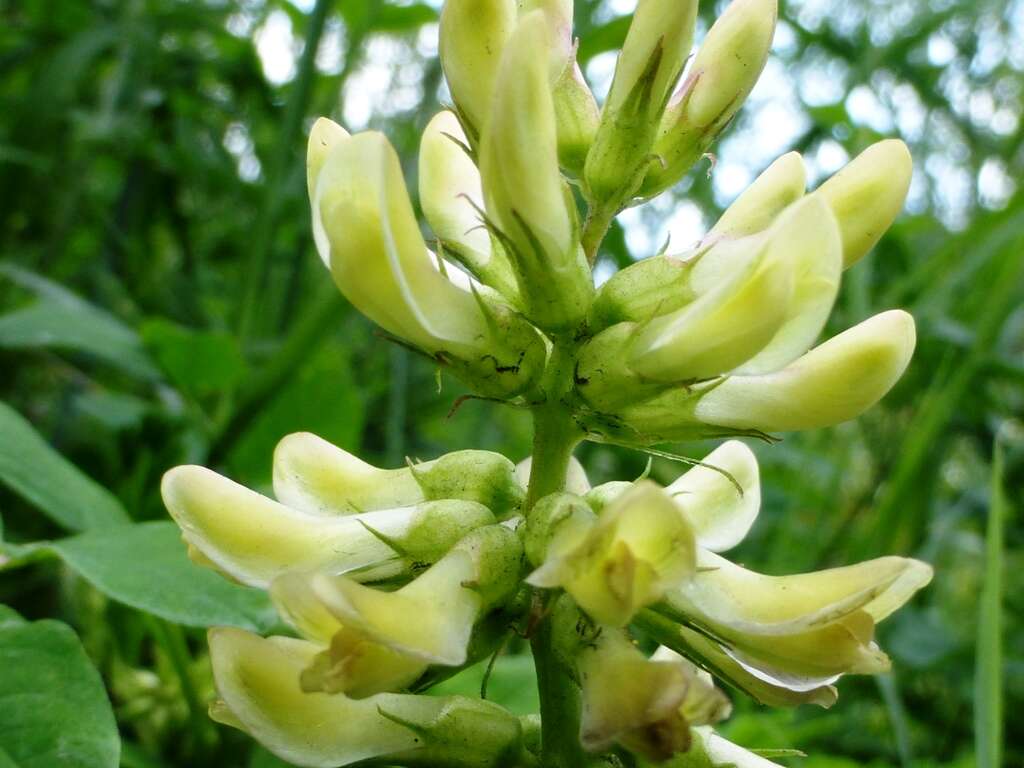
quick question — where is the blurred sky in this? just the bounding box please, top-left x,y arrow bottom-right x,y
234,0 -> 1022,276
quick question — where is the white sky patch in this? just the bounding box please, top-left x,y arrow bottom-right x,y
223,122 -> 262,183
316,17 -> 346,75
806,139 -> 849,186
846,85 -> 894,133
256,10 -> 298,85
663,201 -> 706,253
713,160 -> 753,203
978,158 -> 1015,210
343,35 -> 425,130
585,51 -> 618,103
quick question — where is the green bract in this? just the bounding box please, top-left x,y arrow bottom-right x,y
161,0 -> 931,766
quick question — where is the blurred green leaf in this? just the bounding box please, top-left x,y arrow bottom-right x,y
141,318 -> 247,397
975,437 -> 1007,768
249,747 -> 298,768
227,344 -> 363,480
0,400 -> 128,532
375,3 -> 438,31
48,521 -> 277,631
0,608 -> 120,768
577,15 -> 631,63
427,654 -> 539,716
0,266 -> 160,381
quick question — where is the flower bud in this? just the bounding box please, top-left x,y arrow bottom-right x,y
706,151 -> 806,241
692,309 -> 916,432
667,440 -> 760,553
419,111 -> 518,299
583,480 -> 633,512
517,0 -> 575,81
553,61 -> 600,177
274,433 -> 525,518
479,11 -> 593,331
641,0 -> 777,198
283,525 -> 522,665
161,465 -> 495,588
439,0 -> 518,140
311,128 -> 544,397
521,492 -> 596,568
813,139 -> 912,268
593,309 -> 916,444
208,628 -> 528,768
658,549 -> 933,682
584,0 -> 699,211
578,629 -> 728,761
527,482 -> 695,626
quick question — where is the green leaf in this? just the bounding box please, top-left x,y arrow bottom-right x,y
0,266 -> 159,381
427,654 -> 539,716
249,747 -> 299,768
0,609 -> 120,768
0,400 -> 128,532
375,3 -> 438,31
140,318 -> 248,397
228,344 -> 363,481
50,521 -> 277,631
975,436 -> 1007,768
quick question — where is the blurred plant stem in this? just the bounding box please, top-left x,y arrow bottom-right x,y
975,434 -> 1007,768
146,617 -> 217,756
209,285 -> 343,465
235,0 -> 333,346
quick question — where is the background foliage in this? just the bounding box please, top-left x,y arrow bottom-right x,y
1,0 -> 1021,766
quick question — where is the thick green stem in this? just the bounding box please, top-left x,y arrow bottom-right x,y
524,407 -> 580,510
524,340 -> 588,768
530,613 -> 588,768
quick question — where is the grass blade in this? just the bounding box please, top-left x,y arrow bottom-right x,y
974,434 -> 1007,768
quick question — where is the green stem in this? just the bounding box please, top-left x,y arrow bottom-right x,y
236,0 -> 333,344
524,340 -> 587,767
524,407 -> 580,510
530,613 -> 588,768
148,618 -> 216,751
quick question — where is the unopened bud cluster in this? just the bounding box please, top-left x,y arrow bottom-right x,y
162,0 -> 931,765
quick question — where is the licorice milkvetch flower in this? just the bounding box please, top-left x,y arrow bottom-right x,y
574,442 -> 932,708
161,434 -> 535,765
576,628 -> 731,760
574,141 -> 915,445
640,0 -> 778,199
161,0 -> 934,763
583,0 -> 699,212
308,119 -> 545,398
271,524 -> 522,666
525,481 -> 696,626
207,628 -> 531,768
478,10 -> 594,330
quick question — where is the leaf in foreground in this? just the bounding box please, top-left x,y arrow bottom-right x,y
0,607 -> 120,768
0,400 -> 128,532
